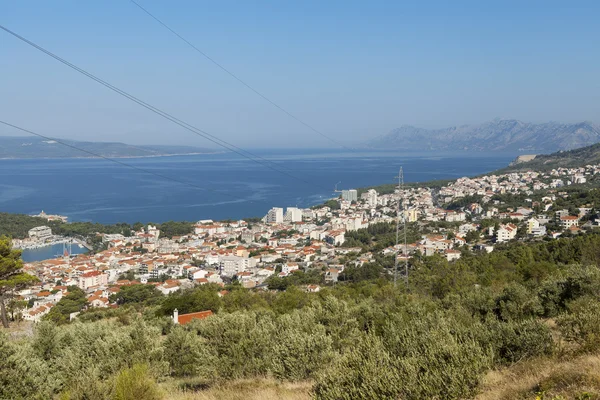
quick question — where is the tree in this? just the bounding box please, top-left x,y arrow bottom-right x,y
44,286 -> 88,324
110,284 -> 162,305
119,270 -> 136,281
0,236 -> 37,328
7,298 -> 27,322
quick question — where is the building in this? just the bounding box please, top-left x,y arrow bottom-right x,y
325,268 -> 340,283
173,309 -> 213,325
325,230 -> 345,246
445,249 -> 462,261
560,215 -> 579,229
77,271 -> 109,290
284,207 -> 303,222
263,207 -> 284,224
28,226 -> 53,241
341,189 -> 358,202
526,218 -> 540,234
404,208 -> 419,222
496,223 -> 518,243
366,189 -> 378,208
219,255 -> 257,277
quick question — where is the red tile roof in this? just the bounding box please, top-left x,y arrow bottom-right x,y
177,310 -> 213,325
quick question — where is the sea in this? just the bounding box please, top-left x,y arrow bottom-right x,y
20,243 -> 88,263
1,149 -> 516,225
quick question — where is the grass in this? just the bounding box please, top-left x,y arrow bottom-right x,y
3,320 -> 34,339
162,378 -> 313,400
476,353 -> 600,400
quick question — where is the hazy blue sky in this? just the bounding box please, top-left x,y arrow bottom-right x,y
1,0 -> 599,148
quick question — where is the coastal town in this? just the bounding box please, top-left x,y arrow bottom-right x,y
13,163 -> 600,323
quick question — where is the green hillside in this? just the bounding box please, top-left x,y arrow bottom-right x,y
501,142 -> 600,173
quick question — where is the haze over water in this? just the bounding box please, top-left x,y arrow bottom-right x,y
0,149 -> 515,224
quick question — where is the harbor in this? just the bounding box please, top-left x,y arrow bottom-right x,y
20,241 -> 89,263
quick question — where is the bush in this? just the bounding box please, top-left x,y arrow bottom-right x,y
271,311 -> 334,381
557,296 -> 600,353
0,333 -> 40,400
495,283 -> 543,321
482,318 -> 554,364
381,312 -> 492,399
314,334 -> 402,400
164,325 -> 217,378
114,364 -> 161,400
188,311 -> 277,379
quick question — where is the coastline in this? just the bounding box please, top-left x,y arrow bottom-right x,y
0,150 -> 227,161
15,238 -> 89,251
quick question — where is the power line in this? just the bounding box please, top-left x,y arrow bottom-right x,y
0,24 -> 331,192
128,0 -> 356,152
0,119 -> 266,205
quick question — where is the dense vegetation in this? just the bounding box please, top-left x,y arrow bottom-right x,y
0,213 -> 194,240
342,221 -> 421,250
3,232 -> 600,398
500,141 -> 600,172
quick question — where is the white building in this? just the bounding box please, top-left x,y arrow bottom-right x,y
263,207 -> 284,224
341,189 -> 358,202
366,189 -> 378,208
560,216 -> 579,229
496,223 -> 518,243
77,271 -> 109,290
28,226 -> 53,241
526,218 -> 540,235
219,255 -> 257,277
284,207 -> 303,222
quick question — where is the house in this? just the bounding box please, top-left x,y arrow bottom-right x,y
444,249 -> 462,261
77,271 -> 109,290
172,309 -> 213,325
158,280 -> 181,295
560,215 -> 579,229
526,218 -> 540,234
325,230 -> 345,246
306,284 -> 321,293
282,262 -> 299,274
325,268 -> 340,283
496,224 -> 518,243
23,303 -> 54,322
88,295 -> 109,308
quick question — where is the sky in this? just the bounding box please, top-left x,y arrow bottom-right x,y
1,0 -> 599,148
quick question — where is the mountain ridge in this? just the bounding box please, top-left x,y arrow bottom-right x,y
367,119 -> 600,153
499,141 -> 600,172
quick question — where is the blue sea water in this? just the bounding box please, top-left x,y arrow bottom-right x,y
0,149 -> 516,225
21,243 -> 88,263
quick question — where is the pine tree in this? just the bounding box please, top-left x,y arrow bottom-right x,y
0,236 -> 37,328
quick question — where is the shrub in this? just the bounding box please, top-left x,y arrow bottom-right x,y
313,334 -> 402,400
0,333 -> 40,400
482,318 -> 554,364
271,310 -> 334,381
113,364 -> 161,400
381,312 -> 492,399
495,283 -> 543,321
188,311 -> 277,379
557,296 -> 600,353
164,325 -> 217,378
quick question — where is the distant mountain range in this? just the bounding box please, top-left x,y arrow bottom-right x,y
0,136 -> 216,159
367,119 -> 600,153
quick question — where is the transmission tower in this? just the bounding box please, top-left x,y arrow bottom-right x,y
394,167 -> 408,286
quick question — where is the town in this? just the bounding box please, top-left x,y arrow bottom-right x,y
14,163 -> 600,323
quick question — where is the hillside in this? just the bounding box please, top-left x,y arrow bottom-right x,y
0,136 -> 216,159
367,119 -> 600,153
500,142 -> 600,172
